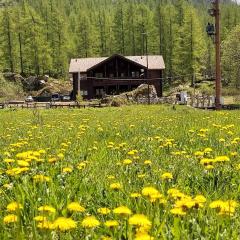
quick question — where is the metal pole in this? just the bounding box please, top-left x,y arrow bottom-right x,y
146,34 -> 150,105
78,71 -> 81,97
215,0 -> 222,110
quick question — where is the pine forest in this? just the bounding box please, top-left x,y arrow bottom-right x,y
0,0 -> 240,87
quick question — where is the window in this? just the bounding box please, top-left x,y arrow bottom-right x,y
81,73 -> 87,79
96,89 -> 105,96
80,90 -> 88,96
131,72 -> 136,78
120,73 -> 125,78
95,73 -> 103,78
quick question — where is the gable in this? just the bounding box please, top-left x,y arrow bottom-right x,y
69,54 -> 165,73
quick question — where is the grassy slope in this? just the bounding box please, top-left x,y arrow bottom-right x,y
0,73 -> 25,101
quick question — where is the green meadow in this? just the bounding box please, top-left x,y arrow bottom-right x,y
0,105 -> 239,239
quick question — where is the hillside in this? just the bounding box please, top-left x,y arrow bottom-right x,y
0,73 -> 72,101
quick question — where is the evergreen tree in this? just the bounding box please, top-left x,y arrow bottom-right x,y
75,12 -> 97,58
222,24 -> 240,88
0,6 -> 16,72
48,7 -> 68,77
173,5 -> 206,84
20,4 -> 52,75
113,1 -> 125,54
125,3 -> 136,55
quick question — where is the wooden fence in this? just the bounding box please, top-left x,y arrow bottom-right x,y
187,95 -> 215,109
0,102 -> 106,110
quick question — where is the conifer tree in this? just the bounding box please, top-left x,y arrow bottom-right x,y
48,7 -> 68,77
173,5 -> 206,83
20,4 -> 51,75
222,24 -> 240,88
0,6 -> 16,72
125,3 -> 136,55
75,12 -> 98,58
113,1 -> 125,55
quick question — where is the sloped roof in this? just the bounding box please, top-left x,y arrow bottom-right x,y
69,55 -> 165,73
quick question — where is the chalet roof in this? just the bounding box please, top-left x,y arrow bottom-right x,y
69,55 -> 165,73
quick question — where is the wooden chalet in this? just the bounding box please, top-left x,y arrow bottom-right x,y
69,54 -> 165,100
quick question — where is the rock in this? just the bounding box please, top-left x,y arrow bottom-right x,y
43,75 -> 49,82
23,76 -> 49,91
39,80 -> 46,86
101,84 -> 158,106
129,84 -> 157,99
3,72 -> 25,83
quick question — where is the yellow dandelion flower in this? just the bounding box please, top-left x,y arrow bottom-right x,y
200,158 -> 214,166
149,193 -> 164,203
4,159 -> 15,163
82,216 -> 100,228
113,206 -> 132,216
214,156 -> 230,163
144,160 -> 152,165
7,202 -> 23,212
194,151 -> 204,157
39,149 -> 46,154
104,220 -> 119,228
57,153 -> 64,159
97,208 -> 111,215
209,200 -> 225,209
210,200 -> 238,216
161,172 -> 173,180
194,195 -> 206,203
131,193 -> 142,198
142,187 -> 159,197
17,160 -> 30,167
37,220 -> 54,230
33,175 -> 51,182
52,217 -> 77,231
48,158 -> 57,163
170,208 -> 186,216
123,159 -> 132,165
62,167 -> 73,173
38,205 -> 56,214
6,167 -> 29,176
230,152 -> 238,156
129,214 -> 152,227
77,162 -> 87,170
67,202 -> 85,212
204,148 -> 213,153
135,232 -> 154,240
175,199 -> 196,209
3,214 -> 18,224
110,182 -> 122,190
205,165 -> 214,170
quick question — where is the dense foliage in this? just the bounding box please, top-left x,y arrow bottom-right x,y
0,0 -> 239,86
0,105 -> 240,239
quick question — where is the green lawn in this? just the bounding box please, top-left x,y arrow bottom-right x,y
0,106 -> 239,239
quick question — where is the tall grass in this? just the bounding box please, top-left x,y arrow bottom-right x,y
0,106 -> 239,239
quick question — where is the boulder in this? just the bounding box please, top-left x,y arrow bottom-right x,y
101,84 -> 158,106
3,72 -> 25,84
